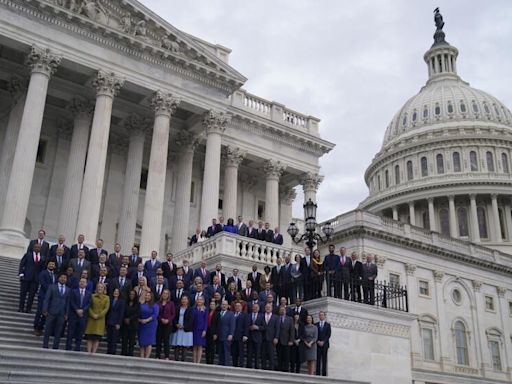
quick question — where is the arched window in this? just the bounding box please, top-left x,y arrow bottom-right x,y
421,157 -> 428,177
472,101 -> 479,113
422,211 -> 430,230
412,110 -> 417,122
453,152 -> 461,172
470,151 -> 478,171
423,106 -> 429,119
402,115 -> 407,127
460,102 -> 467,113
434,104 -> 441,116
407,161 -> 413,181
394,165 -> 400,185
385,170 -> 389,188
436,154 -> 444,174
454,321 -> 469,366
484,103 -> 490,114
457,207 -> 469,237
486,151 -> 495,172
502,153 -> 509,174
447,102 -> 454,114
439,208 -> 450,236
477,206 -> 488,239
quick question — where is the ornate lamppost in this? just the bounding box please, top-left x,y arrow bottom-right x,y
287,199 -> 333,249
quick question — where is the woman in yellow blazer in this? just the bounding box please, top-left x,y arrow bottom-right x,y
85,282 -> 110,353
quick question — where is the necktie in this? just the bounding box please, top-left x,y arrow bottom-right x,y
221,311 -> 225,317
235,312 -> 239,318
252,313 -> 256,322
158,285 -> 162,295
79,260 -> 83,268
34,253 -> 39,264
50,271 -> 55,284
178,289 -> 182,299
266,314 -> 270,324
196,293 -> 199,301
281,316 -> 284,323
120,278 -> 124,287
80,289 -> 84,306
59,285 -> 64,295
57,256 -> 62,266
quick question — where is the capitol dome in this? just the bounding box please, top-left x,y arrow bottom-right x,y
360,12 -> 512,254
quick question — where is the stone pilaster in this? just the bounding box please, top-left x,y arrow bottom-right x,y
448,195 -> 457,238
222,146 -> 245,220
75,70 -> 124,246
264,159 -> 285,228
469,194 -> 480,243
199,110 -> 229,230
490,194 -> 502,242
140,91 -> 179,257
0,46 -> 61,253
427,198 -> 436,231
301,172 -> 323,203
58,96 -> 94,242
408,202 -> 416,226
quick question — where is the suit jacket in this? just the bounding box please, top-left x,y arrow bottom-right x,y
216,310 -> 236,341
237,223 -> 249,237
92,263 -> 112,279
151,283 -> 168,301
149,277 -> 168,290
324,253 -> 341,273
233,312 -> 249,340
106,298 -> 125,326
206,223 -> 222,238
49,244 -> 71,261
362,263 -> 378,281
162,261 -> 177,281
299,256 -> 312,278
189,234 -> 199,246
258,289 -> 276,303
241,287 -> 254,301
209,271 -> 226,288
271,266 -> 283,287
227,276 -> 243,292
262,313 -> 280,341
277,315 -> 294,345
27,239 -> 50,258
87,248 -> 108,266
43,283 -> 71,316
38,269 -> 57,299
48,253 -> 70,273
272,234 -> 284,245
286,306 -> 309,325
182,268 -> 194,287
69,258 -> 91,279
19,252 -> 45,282
247,272 -> 262,292
92,276 -> 111,292
264,229 -> 274,243
338,256 -> 353,281
128,255 -> 143,268
194,268 -> 211,285
109,276 -> 132,299
248,312 -> 265,343
248,227 -> 258,239
68,288 -> 92,320
351,260 -> 363,280
316,321 -> 331,348
129,270 -> 147,285
169,275 -> 189,291
173,307 -> 194,332
255,228 -> 266,241
207,284 -> 225,299
144,259 -> 162,281
70,243 -> 89,260
171,288 -> 189,307
107,253 -> 124,276
189,290 -> 211,308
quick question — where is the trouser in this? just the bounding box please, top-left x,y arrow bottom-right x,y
277,344 -> 290,372
66,316 -> 87,351
316,345 -> 328,376
246,340 -> 261,368
338,279 -> 350,300
205,334 -> 216,364
290,344 -> 302,373
106,325 -> 120,355
19,280 -> 38,312
217,340 -> 232,366
231,339 -> 245,367
363,280 -> 375,305
121,327 -> 136,356
155,323 -> 171,358
43,314 -> 65,349
351,280 -> 362,302
33,295 -> 46,330
261,341 -> 276,370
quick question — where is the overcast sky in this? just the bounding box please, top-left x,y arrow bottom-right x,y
140,0 -> 512,221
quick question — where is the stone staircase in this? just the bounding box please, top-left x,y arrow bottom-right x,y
0,255 -> 366,384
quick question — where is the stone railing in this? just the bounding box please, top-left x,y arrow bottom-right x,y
230,89 -> 320,136
174,231 -> 301,267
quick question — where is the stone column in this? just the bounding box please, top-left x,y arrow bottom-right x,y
241,176 -> 257,220
117,114 -> 150,252
199,110 -> 229,230
139,91 -> 180,257
504,199 -> 512,241
264,160 -> 285,228
75,71 -> 124,246
279,188 -> 296,247
432,270 -> 450,369
408,202 -> 416,226
57,97 -> 94,242
491,194 -> 502,242
0,76 -> 27,220
392,206 -> 398,221
301,172 -> 323,203
222,146 -> 246,220
0,46 -> 60,248
427,198 -> 436,231
448,195 -> 457,238
170,131 -> 198,253
469,194 -> 480,243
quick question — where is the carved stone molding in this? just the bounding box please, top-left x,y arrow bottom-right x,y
433,270 -> 445,282
108,133 -> 128,155
302,172 -> 324,192
405,263 -> 417,276
26,45 -> 61,77
263,159 -> 285,181
327,313 -> 410,339
223,146 -> 246,167
57,119 -> 73,140
471,280 -> 482,292
151,90 -> 180,117
123,113 -> 151,138
496,286 -> 507,298
202,110 -> 229,135
67,96 -> 94,118
240,174 -> 257,190
375,254 -> 386,268
8,75 -> 27,100
174,130 -> 199,153
93,70 -> 125,97
280,187 -> 297,205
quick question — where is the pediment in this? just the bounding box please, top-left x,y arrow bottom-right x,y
26,0 -> 246,94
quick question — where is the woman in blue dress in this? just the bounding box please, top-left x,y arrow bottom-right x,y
138,291 -> 159,358
224,218 -> 237,234
192,296 -> 208,363
171,295 -> 193,361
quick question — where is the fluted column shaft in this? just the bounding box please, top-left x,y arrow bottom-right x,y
0,77 -> 26,220
140,92 -> 179,257
58,98 -> 93,241
448,195 -> 457,238
264,160 -> 285,228
117,115 -> 149,251
222,146 -> 245,221
469,194 -> 480,243
491,194 -> 502,242
76,71 -> 124,245
428,198 -> 436,231
504,200 -> 512,241
0,46 -> 60,236
279,188 -> 296,247
199,111 -> 229,230
408,202 -> 416,226
302,172 -> 323,204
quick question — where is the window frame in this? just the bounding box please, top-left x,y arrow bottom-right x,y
418,279 -> 431,298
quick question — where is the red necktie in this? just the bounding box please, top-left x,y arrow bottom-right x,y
34,253 -> 39,264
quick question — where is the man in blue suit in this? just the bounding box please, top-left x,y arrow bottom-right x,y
246,303 -> 265,369
43,273 -> 71,349
316,311 -> 332,376
324,244 -> 340,297
216,300 -> 235,366
19,243 -> 45,313
33,260 -> 57,336
206,218 -> 222,238
261,302 -> 280,370
231,301 -> 249,367
144,250 -> 161,281
66,277 -> 92,351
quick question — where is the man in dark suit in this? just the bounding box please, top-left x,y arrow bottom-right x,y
247,220 -> 258,239
109,266 -> 132,299
241,279 -> 253,301
144,250 -> 161,282
271,258 -> 283,299
300,247 -> 312,299
231,301 -> 248,367
181,260 -> 194,288
350,251 -> 363,303
92,253 -> 111,279
162,252 -> 177,281
363,254 -> 378,305
69,249 -> 91,279
246,303 -> 265,369
236,216 -> 249,237
258,282 -> 276,304
66,277 -> 92,351
286,298 -> 308,324
152,275 -> 167,301
255,221 -> 266,241
194,261 -> 210,285
33,260 -> 57,335
263,222 -> 274,242
323,244 -> 340,297
171,280 -> 189,307
281,256 -> 293,304
18,243 -> 45,313
316,311 -> 331,376
216,300 -> 236,366
129,263 -> 146,285
210,263 -> 226,289
50,246 -> 69,273
88,238 -> 108,266
108,243 -> 123,278
206,218 -> 222,238
42,272 -> 70,349
149,268 -> 168,289
276,306 -> 294,372
247,264 -> 262,292
189,228 -> 201,246
190,281 -> 211,307
169,267 -> 187,291
49,234 -> 70,261
208,275 -> 225,299
337,247 -> 353,300
227,268 -> 242,292
27,229 -> 50,259
92,266 -> 110,292
261,302 -> 280,370
70,234 -> 89,260
272,227 -> 284,245
128,246 -> 142,268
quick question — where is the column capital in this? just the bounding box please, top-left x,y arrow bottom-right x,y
124,113 -> 152,138
405,263 -> 417,276
67,96 -> 94,118
433,270 -> 444,282
175,130 -> 199,153
469,194 -> 477,201
57,119 -> 73,140
223,146 -> 246,167
109,133 -> 128,155
93,70 -> 125,98
151,90 -> 180,117
427,197 -> 434,204
8,75 -> 27,99
264,159 -> 285,180
448,194 -> 455,201
471,280 -> 482,292
26,45 -> 61,77
496,286 -> 507,298
241,174 -> 257,189
490,193 -> 498,200
202,109 -> 230,134
280,187 -> 297,205
301,172 -> 324,192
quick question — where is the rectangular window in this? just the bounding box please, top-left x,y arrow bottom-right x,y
489,340 -> 502,371
389,273 -> 400,287
36,139 -> 48,164
190,181 -> 195,203
419,280 -> 430,296
257,201 -> 265,221
218,199 -> 223,210
485,296 -> 495,311
140,168 -> 148,190
421,328 -> 435,361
